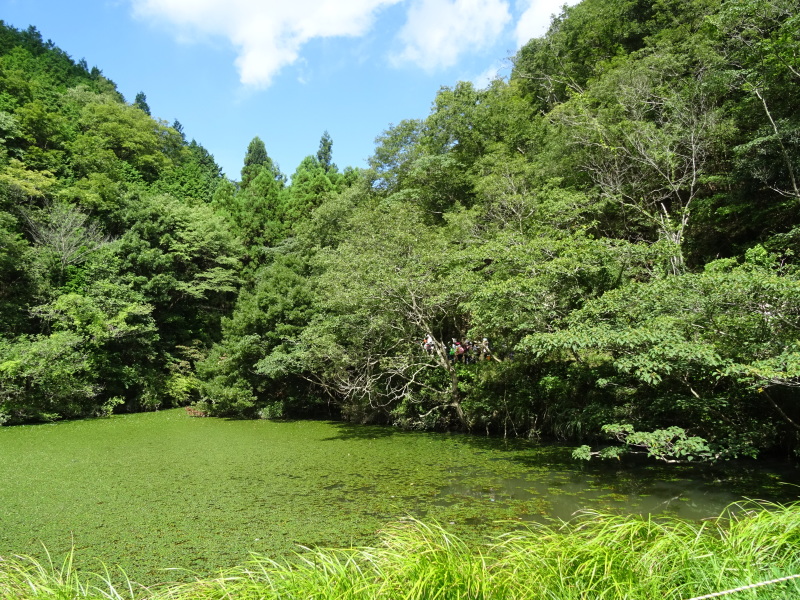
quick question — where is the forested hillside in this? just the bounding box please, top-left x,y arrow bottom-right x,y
1,0 -> 798,463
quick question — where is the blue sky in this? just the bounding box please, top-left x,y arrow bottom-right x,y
0,0 -> 576,181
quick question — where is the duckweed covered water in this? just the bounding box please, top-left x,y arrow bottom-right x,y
1,409 -> 798,584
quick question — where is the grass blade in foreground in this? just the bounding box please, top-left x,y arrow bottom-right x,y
2,500 -> 799,600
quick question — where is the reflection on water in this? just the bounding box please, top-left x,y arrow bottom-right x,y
313,426 -> 799,537
433,449 -> 800,523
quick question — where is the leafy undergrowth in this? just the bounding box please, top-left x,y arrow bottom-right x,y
2,500 -> 799,600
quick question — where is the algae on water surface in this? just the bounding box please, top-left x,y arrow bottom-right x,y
0,409 -> 797,584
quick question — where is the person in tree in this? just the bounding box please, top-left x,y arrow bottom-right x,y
480,338 -> 491,361
463,340 -> 473,364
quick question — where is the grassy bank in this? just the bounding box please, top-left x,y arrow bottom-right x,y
2,500 -> 798,600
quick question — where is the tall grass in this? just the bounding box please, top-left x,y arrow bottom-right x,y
0,548 -> 140,600
3,500 -> 799,600
492,500 -> 800,599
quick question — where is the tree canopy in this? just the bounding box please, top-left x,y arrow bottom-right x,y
1,7 -> 798,463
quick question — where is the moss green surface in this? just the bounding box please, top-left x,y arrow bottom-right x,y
1,409 -> 797,585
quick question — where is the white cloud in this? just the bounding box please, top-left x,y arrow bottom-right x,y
131,0 -> 568,86
130,0 -> 402,88
514,0 -> 581,47
471,61 -> 508,88
391,0 -> 512,71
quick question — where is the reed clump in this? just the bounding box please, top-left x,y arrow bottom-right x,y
2,500 -> 799,600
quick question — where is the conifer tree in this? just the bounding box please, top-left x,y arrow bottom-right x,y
241,136 -> 284,189
133,91 -> 151,115
316,130 -> 336,174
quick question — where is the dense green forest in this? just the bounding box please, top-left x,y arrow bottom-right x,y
0,0 -> 798,463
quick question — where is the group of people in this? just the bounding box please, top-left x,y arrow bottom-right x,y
422,334 -> 493,363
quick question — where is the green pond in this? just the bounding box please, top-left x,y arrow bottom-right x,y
1,408 -> 798,584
